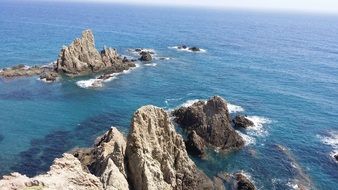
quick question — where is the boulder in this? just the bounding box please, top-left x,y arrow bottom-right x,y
185,130 -> 206,157
172,96 -> 244,155
56,30 -> 135,76
0,153 -> 104,190
233,115 -> 254,128
139,51 -> 152,61
235,173 -> 255,190
126,105 -> 218,190
39,71 -> 59,82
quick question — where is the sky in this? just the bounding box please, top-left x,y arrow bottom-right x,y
18,0 -> 338,14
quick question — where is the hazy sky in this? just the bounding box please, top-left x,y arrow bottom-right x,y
62,0 -> 338,14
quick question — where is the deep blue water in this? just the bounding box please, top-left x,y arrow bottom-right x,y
0,1 -> 338,189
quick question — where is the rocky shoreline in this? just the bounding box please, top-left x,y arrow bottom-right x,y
0,97 -> 256,190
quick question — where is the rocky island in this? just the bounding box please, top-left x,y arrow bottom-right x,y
0,29 -> 136,81
0,102 -> 255,190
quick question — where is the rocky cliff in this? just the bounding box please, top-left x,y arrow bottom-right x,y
1,105 -> 226,189
55,30 -> 135,76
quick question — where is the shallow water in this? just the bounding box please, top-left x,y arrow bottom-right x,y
0,1 -> 338,189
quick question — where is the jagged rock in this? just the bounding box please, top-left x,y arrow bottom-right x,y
172,96 -> 244,155
72,127 -> 129,190
55,30 -> 135,76
235,173 -> 255,190
185,130 -> 206,157
0,153 -> 104,190
0,65 -> 46,78
39,71 -> 59,82
126,105 -> 218,190
233,115 -> 254,128
139,51 -> 152,61
189,47 -> 200,52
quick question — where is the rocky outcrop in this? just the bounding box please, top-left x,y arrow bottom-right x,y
0,65 -> 52,78
0,153 -> 103,190
139,51 -> 152,61
235,173 -> 255,190
126,105 -> 217,190
233,115 -> 254,128
72,127 -> 129,190
172,96 -> 244,156
55,30 -> 135,76
185,131 -> 206,157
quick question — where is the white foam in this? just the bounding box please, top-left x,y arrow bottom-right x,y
245,116 -> 271,136
144,63 -> 157,67
41,61 -> 56,68
168,46 -> 207,53
180,99 -> 205,108
227,103 -> 245,113
237,131 -> 256,145
128,48 -> 156,55
318,132 -> 338,160
76,79 -> 103,88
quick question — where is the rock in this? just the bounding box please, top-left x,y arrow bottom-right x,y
97,73 -> 112,80
178,45 -> 187,49
0,153 -> 104,190
334,154 -> 338,161
185,130 -> 206,157
139,51 -> 152,61
126,105 -> 217,190
56,29 -> 135,76
235,173 -> 255,190
189,47 -> 200,52
233,115 -> 254,128
39,71 -> 59,82
172,96 -> 244,155
0,65 -> 46,78
72,127 -> 129,190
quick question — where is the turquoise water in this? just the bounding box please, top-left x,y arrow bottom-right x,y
1,1 -> 338,189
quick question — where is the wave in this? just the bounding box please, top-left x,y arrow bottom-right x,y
227,103 -> 245,113
237,131 -> 256,145
144,63 -> 157,67
318,131 -> 338,160
180,99 -> 205,108
245,116 -> 271,136
168,46 -> 207,53
76,64 -> 139,89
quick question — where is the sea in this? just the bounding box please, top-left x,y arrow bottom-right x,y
0,1 -> 337,189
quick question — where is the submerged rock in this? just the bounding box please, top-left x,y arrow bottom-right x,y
39,71 -> 59,82
126,105 -> 218,190
235,173 -> 256,190
0,153 -> 103,190
139,51 -> 152,61
56,29 -> 135,76
173,96 -> 244,156
188,47 -> 200,52
233,115 -> 254,128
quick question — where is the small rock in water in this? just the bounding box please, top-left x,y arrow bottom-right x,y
334,154 -> 338,161
233,115 -> 254,128
139,51 -> 152,61
235,173 -> 256,190
189,46 -> 200,51
39,71 -> 59,82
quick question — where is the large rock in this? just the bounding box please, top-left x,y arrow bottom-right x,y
0,153 -> 103,190
235,173 -> 255,190
172,96 -> 244,156
56,30 -> 135,76
72,127 -> 129,190
126,105 -> 217,190
233,115 -> 254,128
